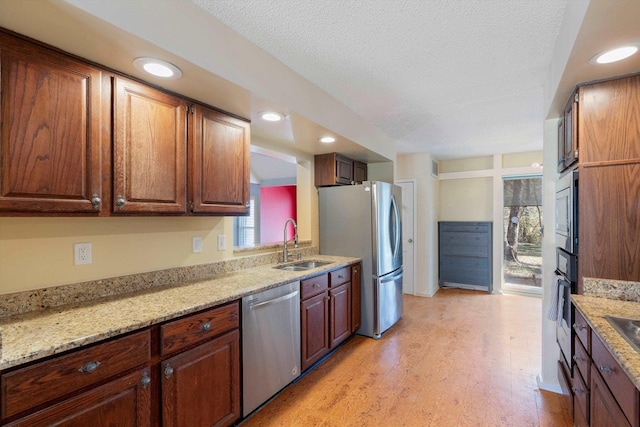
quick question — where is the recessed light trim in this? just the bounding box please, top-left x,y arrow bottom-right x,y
591,44 -> 639,64
260,111 -> 287,122
133,57 -> 182,79
319,136 -> 336,143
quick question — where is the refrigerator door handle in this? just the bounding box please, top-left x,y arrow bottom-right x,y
390,194 -> 401,259
380,267 -> 404,283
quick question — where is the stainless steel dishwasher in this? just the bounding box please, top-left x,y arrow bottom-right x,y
242,281 -> 301,417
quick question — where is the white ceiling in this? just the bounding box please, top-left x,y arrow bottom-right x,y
192,0 -> 567,159
1,1 -> 640,163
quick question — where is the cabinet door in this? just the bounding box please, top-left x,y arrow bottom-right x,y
329,282 -> 351,348
590,365 -> 632,427
335,155 -> 353,185
353,161 -> 367,184
190,105 -> 249,214
162,329 -> 240,427
564,92 -> 578,168
557,116 -> 566,173
0,33 -> 104,213
351,264 -> 361,333
5,369 -> 151,427
301,292 -> 330,371
113,76 -> 187,214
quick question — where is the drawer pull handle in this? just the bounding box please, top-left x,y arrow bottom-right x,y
338,275 -> 344,279
164,364 -> 174,379
200,322 -> 211,331
573,355 -> 583,363
78,361 -> 101,373
141,372 -> 151,387
572,323 -> 587,331
313,284 -> 320,288
598,365 -> 612,374
571,386 -> 583,395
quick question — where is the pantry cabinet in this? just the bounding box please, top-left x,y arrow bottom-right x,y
0,31 -> 105,214
113,76 -> 188,214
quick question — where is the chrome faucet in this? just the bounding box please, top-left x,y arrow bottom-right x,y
283,218 -> 299,263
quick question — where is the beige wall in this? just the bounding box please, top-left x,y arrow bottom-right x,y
396,153 -> 440,297
0,141 -> 319,296
368,161 -> 395,183
439,177 -> 493,221
502,151 -> 544,169
439,156 -> 492,173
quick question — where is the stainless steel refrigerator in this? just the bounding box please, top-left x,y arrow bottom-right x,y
319,181 -> 403,338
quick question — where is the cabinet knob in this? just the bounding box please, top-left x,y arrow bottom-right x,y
78,361 -> 101,373
91,194 -> 102,210
338,275 -> 344,279
141,372 -> 151,387
571,386 -> 583,395
116,196 -> 126,210
313,284 -> 320,288
572,323 -> 587,331
200,322 -> 211,331
164,364 -> 174,379
598,365 -> 612,374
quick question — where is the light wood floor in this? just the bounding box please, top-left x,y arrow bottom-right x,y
241,288 -> 572,427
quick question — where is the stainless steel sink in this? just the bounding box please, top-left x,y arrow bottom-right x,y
274,260 -> 332,271
606,315 -> 640,354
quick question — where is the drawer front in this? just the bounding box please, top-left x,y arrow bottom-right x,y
572,367 -> 589,425
573,309 -> 591,352
440,256 -> 490,285
573,335 -> 590,386
161,301 -> 239,355
440,233 -> 489,257
1,330 -> 150,418
440,223 -> 490,233
329,267 -> 350,287
591,332 -> 639,425
301,274 -> 329,300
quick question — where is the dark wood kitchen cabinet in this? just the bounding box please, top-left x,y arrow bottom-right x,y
0,31 -> 106,214
300,263 -> 361,371
557,91 -> 579,173
0,301 -> 241,427
314,153 -> 367,186
113,76 -> 188,214
189,104 -> 250,215
162,330 -> 240,427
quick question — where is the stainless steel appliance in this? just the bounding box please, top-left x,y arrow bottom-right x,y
555,168 -> 579,254
319,181 -> 403,339
242,281 -> 301,417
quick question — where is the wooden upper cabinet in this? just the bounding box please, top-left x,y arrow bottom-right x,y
113,76 -> 188,214
189,105 -> 249,215
315,152 -> 367,187
580,74 -> 640,165
0,32 -> 104,213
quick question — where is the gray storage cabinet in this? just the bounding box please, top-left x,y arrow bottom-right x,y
438,222 -> 492,292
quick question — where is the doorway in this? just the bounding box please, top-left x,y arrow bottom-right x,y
503,175 -> 543,295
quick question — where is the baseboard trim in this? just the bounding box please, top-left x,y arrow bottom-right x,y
536,374 -> 563,394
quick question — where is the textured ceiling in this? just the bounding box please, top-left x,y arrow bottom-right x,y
192,0 -> 567,159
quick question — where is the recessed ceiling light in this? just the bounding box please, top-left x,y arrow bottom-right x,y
591,44 -> 639,64
133,57 -> 182,79
260,112 -> 287,122
318,136 -> 336,143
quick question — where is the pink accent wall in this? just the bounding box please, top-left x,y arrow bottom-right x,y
260,185 -> 297,243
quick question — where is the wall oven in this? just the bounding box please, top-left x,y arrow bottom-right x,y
555,168 -> 579,254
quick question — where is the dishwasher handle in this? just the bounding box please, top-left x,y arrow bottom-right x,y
249,290 -> 299,311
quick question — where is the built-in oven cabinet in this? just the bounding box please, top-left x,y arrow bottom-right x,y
558,90 -> 579,173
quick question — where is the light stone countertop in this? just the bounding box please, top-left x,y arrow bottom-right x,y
0,255 -> 359,371
572,295 -> 640,389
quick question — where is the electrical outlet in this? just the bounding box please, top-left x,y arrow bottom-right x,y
74,242 -> 92,265
217,234 -> 226,251
192,236 -> 203,253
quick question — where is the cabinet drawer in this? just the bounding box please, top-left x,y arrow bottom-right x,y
591,332 -> 639,425
1,330 -> 150,418
301,274 -> 329,300
572,366 -> 589,426
440,223 -> 489,233
573,309 -> 591,353
440,256 -> 490,285
573,335 -> 590,386
330,267 -> 350,287
161,301 -> 239,355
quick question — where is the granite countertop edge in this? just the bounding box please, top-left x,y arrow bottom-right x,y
571,294 -> 640,389
0,255 -> 360,371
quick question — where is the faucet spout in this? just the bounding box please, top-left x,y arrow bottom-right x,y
283,218 -> 298,263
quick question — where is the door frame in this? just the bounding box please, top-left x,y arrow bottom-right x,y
397,179 -> 416,295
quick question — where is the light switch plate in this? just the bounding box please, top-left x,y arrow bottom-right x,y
192,236 -> 203,253
217,234 -> 226,251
